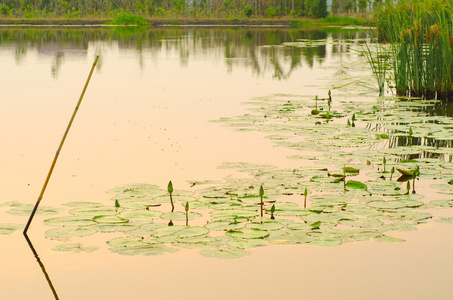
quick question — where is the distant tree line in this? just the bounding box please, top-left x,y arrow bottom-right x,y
0,0 -> 386,19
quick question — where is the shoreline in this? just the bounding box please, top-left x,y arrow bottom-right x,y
0,17 -> 370,27
0,18 -> 291,27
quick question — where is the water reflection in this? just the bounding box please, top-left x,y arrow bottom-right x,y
374,99 -> 453,162
0,27 -> 367,78
23,234 -> 60,300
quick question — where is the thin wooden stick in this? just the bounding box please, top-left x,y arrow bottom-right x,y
23,56 -> 99,235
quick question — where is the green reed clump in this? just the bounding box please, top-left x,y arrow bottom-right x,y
373,0 -> 453,100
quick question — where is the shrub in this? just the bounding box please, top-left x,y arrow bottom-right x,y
243,5 -> 254,18
109,12 -> 149,25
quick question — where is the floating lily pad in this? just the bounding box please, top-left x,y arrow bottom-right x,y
366,200 -> 409,210
52,243 -> 99,253
205,222 -> 244,231
7,206 -> 63,216
199,247 -> 251,259
226,229 -> 269,239
0,223 -> 23,235
93,215 -> 129,224
45,227 -> 97,239
338,217 -> 383,228
435,217 -> 453,224
346,180 -> 368,190
110,245 -> 179,256
62,201 -> 103,208
270,230 -> 316,244
69,206 -> 118,216
152,225 -> 209,238
159,212 -> 202,221
118,210 -> 162,220
91,224 -> 140,233
373,235 -> 405,242
107,236 -> 157,247
245,222 -> 284,231
226,238 -> 270,249
44,216 -> 97,227
309,237 -> 342,247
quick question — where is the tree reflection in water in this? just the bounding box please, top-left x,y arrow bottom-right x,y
0,27 -> 367,78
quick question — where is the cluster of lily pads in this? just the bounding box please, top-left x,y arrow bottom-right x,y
32,153 -> 451,258
3,88 -> 453,258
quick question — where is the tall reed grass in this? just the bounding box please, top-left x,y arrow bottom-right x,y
373,0 -> 453,100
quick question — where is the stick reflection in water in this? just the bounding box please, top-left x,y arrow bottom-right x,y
23,234 -> 60,300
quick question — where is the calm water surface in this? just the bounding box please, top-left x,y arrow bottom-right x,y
1,27 -> 452,300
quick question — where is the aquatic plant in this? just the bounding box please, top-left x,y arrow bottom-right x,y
363,41 -> 389,96
21,92 -> 453,259
270,204 -> 275,220
372,0 -> 453,99
311,96 -> 320,115
168,181 -> 174,212
328,89 -> 332,111
303,187 -> 308,208
185,202 -> 189,226
412,166 -> 420,194
259,185 -> 264,217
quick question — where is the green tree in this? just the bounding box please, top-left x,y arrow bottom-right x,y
243,5 -> 254,17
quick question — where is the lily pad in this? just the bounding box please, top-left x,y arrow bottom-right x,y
373,235 -> 405,242
118,210 -> 162,220
159,212 -> 202,221
151,225 -> 209,238
52,243 -> 99,253
0,223 -> 23,235
226,228 -> 269,239
199,247 -> 251,259
44,216 -> 97,227
45,227 -> 98,239
93,215 -> 129,224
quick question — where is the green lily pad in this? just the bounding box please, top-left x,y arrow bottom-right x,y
152,225 -> 209,238
366,200 -> 409,210
309,237 -> 342,247
91,224 -> 140,233
7,206 -> 63,216
118,210 -> 162,220
346,180 -> 368,190
159,212 -> 202,221
0,223 -> 23,235
110,245 -> 179,256
199,247 -> 251,259
373,235 -> 405,242
62,201 -> 103,208
205,222 -> 244,231
93,215 -> 129,224
123,223 -> 166,235
245,222 -> 284,231
226,228 -> 269,239
69,206 -> 118,216
52,243 -> 99,253
44,216 -> 97,227
45,227 -> 98,239
226,238 -> 270,249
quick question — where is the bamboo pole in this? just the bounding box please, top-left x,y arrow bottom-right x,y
23,55 -> 99,235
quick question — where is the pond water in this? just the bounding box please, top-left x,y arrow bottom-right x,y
1,26 -> 453,300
